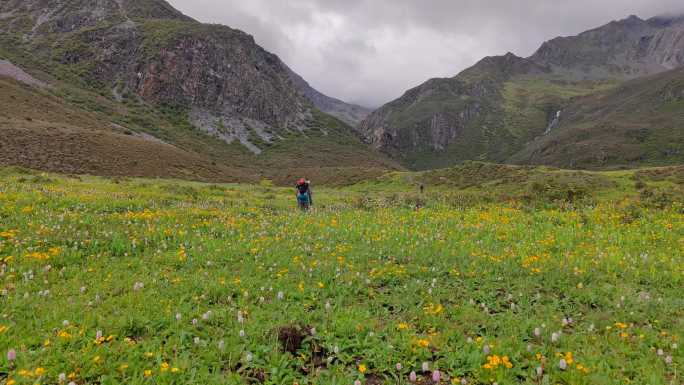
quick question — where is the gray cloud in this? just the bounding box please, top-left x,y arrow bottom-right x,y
167,0 -> 684,107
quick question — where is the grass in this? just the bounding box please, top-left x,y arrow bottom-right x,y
0,165 -> 682,385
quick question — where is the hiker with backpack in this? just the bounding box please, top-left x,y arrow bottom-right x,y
296,178 -> 313,210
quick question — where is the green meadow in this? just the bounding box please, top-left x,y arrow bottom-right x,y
0,165 -> 682,385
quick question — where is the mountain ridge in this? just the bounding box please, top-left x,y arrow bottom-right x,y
358,14 -> 684,170
0,0 -> 373,148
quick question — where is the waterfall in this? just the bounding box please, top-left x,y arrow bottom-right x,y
544,110 -> 561,135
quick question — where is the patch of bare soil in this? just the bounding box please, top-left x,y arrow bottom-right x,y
0,60 -> 48,88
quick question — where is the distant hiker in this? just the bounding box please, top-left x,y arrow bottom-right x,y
296,178 -> 313,210
416,183 -> 425,210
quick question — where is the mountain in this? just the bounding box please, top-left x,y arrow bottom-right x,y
510,67 -> 684,169
359,15 -> 684,170
286,68 -> 371,127
358,53 -> 555,169
530,15 -> 684,79
0,0 -> 396,183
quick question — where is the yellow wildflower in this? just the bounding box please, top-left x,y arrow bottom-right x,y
57,330 -> 72,339
502,356 -> 513,369
483,355 -> 513,370
423,303 -> 444,315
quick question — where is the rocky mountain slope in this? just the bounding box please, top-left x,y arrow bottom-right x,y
0,0 -> 396,183
359,15 -> 684,170
530,15 -> 684,78
286,68 -> 371,127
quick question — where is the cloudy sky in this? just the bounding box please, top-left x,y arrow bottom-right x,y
167,0 -> 684,108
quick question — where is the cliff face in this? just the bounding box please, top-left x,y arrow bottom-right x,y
359,78 -> 489,153
530,15 -> 684,78
133,24 -> 310,131
359,15 -> 684,169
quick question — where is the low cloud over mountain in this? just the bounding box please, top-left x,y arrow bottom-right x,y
168,0 -> 684,107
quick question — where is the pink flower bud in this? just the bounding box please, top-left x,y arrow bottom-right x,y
409,371 -> 417,382
396,363 -> 402,371
432,370 -> 441,382
7,348 -> 16,361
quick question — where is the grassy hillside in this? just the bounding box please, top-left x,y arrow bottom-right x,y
511,68 -> 684,169
0,75 -> 397,185
501,76 -> 619,139
350,162 -> 683,208
0,165 -> 681,384
380,67 -> 682,172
